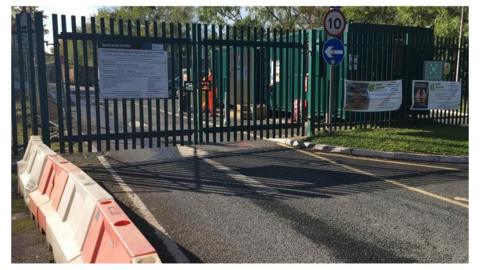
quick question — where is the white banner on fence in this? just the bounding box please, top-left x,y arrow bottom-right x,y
98,41 -> 168,99
344,80 -> 402,112
411,80 -> 461,110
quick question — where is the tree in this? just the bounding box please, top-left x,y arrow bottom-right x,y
342,7 -> 398,24
94,6 -> 196,36
343,6 -> 468,37
45,6 -> 468,40
395,7 -> 468,37
197,6 -> 327,30
96,6 -> 196,24
198,7 -> 246,25
248,6 -> 327,29
196,6 -> 468,38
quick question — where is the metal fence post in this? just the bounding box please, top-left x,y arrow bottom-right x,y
11,56 -> 18,155
305,29 -> 316,137
35,12 -> 50,146
192,23 -> 199,144
26,14 -> 38,135
15,13 -> 28,149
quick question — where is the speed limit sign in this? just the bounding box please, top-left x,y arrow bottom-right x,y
323,9 -> 346,36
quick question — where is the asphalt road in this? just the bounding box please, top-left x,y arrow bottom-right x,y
67,139 -> 469,263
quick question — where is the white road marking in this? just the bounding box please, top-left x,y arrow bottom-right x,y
454,197 -> 469,203
94,146 -> 190,263
177,145 -> 277,195
203,157 -> 278,195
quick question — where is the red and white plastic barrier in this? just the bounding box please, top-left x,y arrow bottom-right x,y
82,200 -> 160,263
19,137 -> 161,263
27,155 -> 73,232
46,170 -> 113,263
17,136 -> 43,174
17,136 -> 56,201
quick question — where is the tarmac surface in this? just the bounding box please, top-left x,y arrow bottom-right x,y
65,138 -> 469,263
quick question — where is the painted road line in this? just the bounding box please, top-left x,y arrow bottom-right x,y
307,151 -> 463,172
454,197 -> 469,203
177,146 -> 278,195
203,157 -> 278,195
94,147 -> 190,263
276,143 -> 469,209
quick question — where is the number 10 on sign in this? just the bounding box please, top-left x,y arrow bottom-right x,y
323,9 -> 346,37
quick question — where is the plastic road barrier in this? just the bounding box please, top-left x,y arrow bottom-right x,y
19,136 -> 161,263
17,136 -> 56,200
81,200 -> 160,263
46,171 -> 113,263
27,155 -> 76,232
17,136 -> 43,174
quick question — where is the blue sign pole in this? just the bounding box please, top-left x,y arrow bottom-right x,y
322,6 -> 346,134
322,38 -> 345,133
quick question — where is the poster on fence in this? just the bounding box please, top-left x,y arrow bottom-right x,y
98,41 -> 169,99
344,80 -> 402,112
410,80 -> 461,110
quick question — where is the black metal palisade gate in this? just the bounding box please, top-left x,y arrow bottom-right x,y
12,12 -> 469,155
12,12 -> 50,156
45,13 -> 306,153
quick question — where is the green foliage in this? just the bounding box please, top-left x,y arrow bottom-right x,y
92,6 -> 468,38
342,7 -> 398,24
249,7 -> 326,29
96,6 -> 195,24
11,6 -> 469,38
197,6 -> 467,37
343,6 -> 468,37
197,7 -> 328,30
197,7 -> 247,26
93,6 -> 196,37
396,7 -> 468,37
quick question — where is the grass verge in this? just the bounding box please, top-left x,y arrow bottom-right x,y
307,122 -> 468,156
11,174 -> 25,214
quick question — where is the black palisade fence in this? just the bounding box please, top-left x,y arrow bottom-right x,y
12,13 -> 468,155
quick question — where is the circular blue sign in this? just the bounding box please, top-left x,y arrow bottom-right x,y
322,38 -> 345,66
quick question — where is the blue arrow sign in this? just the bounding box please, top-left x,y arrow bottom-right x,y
322,38 -> 345,66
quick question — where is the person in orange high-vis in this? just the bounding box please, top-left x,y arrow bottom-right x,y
201,69 -> 218,116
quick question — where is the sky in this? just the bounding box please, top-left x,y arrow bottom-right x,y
39,6 -> 101,51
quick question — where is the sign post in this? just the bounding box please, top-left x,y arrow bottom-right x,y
322,8 -> 346,134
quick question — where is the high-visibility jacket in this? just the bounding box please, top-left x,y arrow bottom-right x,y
201,74 -> 217,113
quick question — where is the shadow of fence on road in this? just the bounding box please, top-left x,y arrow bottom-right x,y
80,147 -> 467,202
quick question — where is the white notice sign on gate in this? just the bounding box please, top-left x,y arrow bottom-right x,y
411,80 -> 461,110
98,41 -> 169,99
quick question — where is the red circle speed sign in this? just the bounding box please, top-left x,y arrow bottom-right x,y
323,9 -> 346,36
